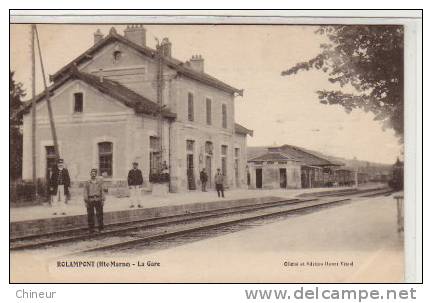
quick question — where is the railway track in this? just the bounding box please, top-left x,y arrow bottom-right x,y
10,197 -> 310,250
10,187 -> 392,254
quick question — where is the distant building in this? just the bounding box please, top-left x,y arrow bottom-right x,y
247,145 -> 343,189
20,25 -> 253,193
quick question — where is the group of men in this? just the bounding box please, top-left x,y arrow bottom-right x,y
199,168 -> 225,198
48,159 -> 227,233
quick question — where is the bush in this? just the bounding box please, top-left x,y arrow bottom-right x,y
10,179 -> 49,205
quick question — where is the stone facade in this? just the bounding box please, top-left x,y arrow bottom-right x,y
22,26 -> 251,194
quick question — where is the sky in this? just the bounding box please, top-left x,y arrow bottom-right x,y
10,24 -> 403,164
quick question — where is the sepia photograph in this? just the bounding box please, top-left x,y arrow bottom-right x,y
9,11 -> 420,283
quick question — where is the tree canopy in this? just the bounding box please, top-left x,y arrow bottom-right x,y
10,70 -> 26,125
282,25 -> 404,140
10,70 -> 26,180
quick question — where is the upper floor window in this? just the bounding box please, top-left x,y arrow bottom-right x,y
234,148 -> 240,158
222,104 -> 227,128
113,50 -> 122,62
73,92 -> 83,113
98,142 -> 113,177
206,98 -> 212,125
188,93 -> 194,122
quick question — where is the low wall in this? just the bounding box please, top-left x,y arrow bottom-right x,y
10,196 -> 283,239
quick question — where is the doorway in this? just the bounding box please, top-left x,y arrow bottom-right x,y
205,155 -> 212,188
280,168 -> 287,188
256,168 -> 262,189
187,154 -> 196,190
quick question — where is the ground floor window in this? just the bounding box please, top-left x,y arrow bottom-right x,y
98,142 -> 113,177
149,136 -> 161,175
45,146 -> 57,180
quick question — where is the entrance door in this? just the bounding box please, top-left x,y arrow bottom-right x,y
234,159 -> 239,187
205,155 -> 212,187
256,168 -> 262,189
280,168 -> 287,188
187,154 -> 196,190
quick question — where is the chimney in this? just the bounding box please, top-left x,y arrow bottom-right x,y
159,37 -> 172,57
188,55 -> 204,73
94,29 -> 104,45
123,24 -> 146,47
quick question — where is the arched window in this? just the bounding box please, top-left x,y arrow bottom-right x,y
98,142 -> 113,177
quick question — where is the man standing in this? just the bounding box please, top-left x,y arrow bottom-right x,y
214,168 -> 225,198
83,169 -> 105,233
128,162 -> 143,208
200,168 -> 208,192
49,158 -> 70,215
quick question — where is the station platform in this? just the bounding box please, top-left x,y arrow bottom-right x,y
10,186 -> 367,239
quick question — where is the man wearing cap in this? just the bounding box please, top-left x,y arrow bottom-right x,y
214,168 -> 225,198
49,158 -> 71,215
127,162 -> 143,208
83,168 -> 105,233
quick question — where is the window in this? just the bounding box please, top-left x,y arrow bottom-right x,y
149,136 -> 161,174
98,142 -> 113,177
73,92 -> 83,113
113,50 -> 122,62
206,98 -> 212,125
188,93 -> 194,121
234,148 -> 240,158
45,146 -> 57,180
222,104 -> 227,128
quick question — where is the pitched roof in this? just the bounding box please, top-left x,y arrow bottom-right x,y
270,145 -> 341,167
248,152 -> 294,162
20,66 -> 176,119
51,28 -> 243,96
235,123 -> 253,136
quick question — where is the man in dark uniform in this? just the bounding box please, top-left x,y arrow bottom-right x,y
200,168 -> 208,192
83,168 -> 105,233
128,162 -> 144,208
49,158 -> 71,215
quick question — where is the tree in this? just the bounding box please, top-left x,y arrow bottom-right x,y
282,25 -> 404,141
10,70 -> 26,180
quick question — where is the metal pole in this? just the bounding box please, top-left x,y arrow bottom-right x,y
34,26 -> 60,160
31,25 -> 38,196
156,40 -> 163,173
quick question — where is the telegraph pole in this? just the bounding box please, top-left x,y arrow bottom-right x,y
34,25 -> 60,160
31,25 -> 37,195
155,38 -> 164,173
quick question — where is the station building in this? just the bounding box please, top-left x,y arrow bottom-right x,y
21,25 -> 253,193
247,145 -> 343,189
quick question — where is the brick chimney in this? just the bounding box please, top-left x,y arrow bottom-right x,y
188,55 -> 204,73
123,24 -> 146,47
159,37 -> 172,57
94,29 -> 103,45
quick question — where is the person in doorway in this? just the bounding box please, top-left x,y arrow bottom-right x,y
128,162 -> 143,208
83,168 -> 105,233
214,168 -> 225,198
49,158 -> 71,215
200,168 -> 208,192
